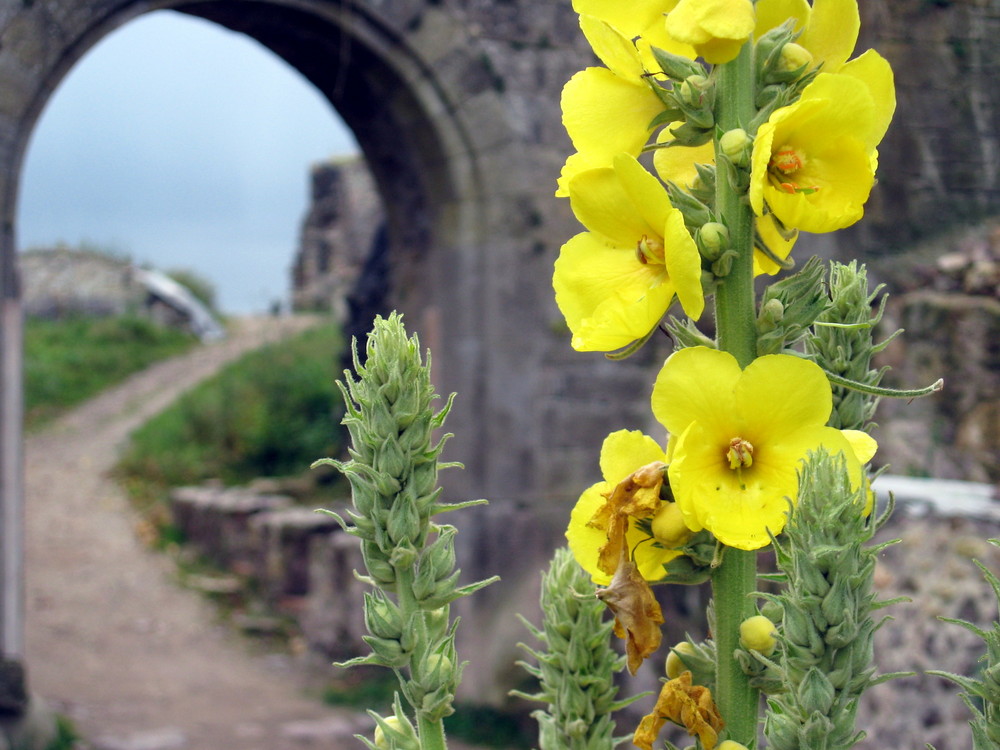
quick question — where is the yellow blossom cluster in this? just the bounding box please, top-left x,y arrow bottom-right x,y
554,0 -> 895,353
558,0 -> 890,584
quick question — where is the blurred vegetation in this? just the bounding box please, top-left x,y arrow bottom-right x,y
24,314 -> 199,429
165,266 -> 219,313
116,323 -> 345,492
322,668 -> 531,749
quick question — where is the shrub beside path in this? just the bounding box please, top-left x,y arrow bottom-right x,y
25,315 -> 369,750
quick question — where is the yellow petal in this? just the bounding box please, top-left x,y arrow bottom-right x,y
579,14 -> 644,80
614,153 -> 674,236
667,0 -> 755,63
574,0 -> 680,40
754,214 -> 797,276
839,49 -> 896,149
798,0 -> 859,72
662,210 -> 705,320
652,347 -> 741,439
736,354 -> 833,444
567,482 -> 615,585
754,0 -> 810,39
556,151 -> 605,197
561,68 -> 662,159
842,429 -> 878,464
794,72 -> 877,143
749,117 -> 777,217
568,166 -> 658,244
653,126 -> 715,187
600,430 -> 666,483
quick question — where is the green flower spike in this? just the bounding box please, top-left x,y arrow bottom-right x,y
763,449 -> 905,750
929,539 -> 1000,749
513,547 -> 642,750
314,312 -> 497,750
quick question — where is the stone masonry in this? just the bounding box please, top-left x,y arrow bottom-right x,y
290,157 -> 382,319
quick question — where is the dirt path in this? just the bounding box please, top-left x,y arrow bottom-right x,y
24,316 -> 370,750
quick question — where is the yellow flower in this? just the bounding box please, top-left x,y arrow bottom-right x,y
572,0 -> 696,65
749,72 -> 886,233
666,0 -> 755,64
755,0 -> 895,142
554,154 -> 704,352
651,347 -> 877,550
566,430 -> 687,585
557,15 -> 667,197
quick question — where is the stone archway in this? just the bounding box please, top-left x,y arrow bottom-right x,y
0,0 -> 592,698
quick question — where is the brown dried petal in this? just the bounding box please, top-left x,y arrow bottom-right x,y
633,671 -> 723,750
596,552 -> 664,674
590,461 -> 667,575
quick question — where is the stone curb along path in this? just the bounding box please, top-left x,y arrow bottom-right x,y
24,316 -> 371,750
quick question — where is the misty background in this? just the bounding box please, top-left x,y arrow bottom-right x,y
17,10 -> 360,314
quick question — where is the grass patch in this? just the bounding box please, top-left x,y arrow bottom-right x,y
322,670 -> 532,748
117,323 -> 344,498
24,314 -> 199,429
322,667 -> 399,710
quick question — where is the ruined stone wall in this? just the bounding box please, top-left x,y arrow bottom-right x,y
20,247 -> 140,318
290,158 -> 382,320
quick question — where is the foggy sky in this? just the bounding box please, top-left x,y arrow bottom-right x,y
17,10 -> 359,313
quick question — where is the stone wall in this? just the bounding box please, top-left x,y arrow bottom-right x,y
20,247 -> 141,318
290,158 -> 382,320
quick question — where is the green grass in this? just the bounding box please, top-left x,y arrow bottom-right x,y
116,323 -> 344,491
322,670 -> 532,748
24,314 -> 199,429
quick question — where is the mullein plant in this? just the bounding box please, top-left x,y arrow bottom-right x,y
314,313 -> 496,750
545,0 -> 945,748
929,539 -> 1000,749
512,547 -> 643,750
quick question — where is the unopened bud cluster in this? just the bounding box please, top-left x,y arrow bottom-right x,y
807,261 -> 898,433
756,257 -> 830,356
763,449 -> 887,750
315,313 -> 495,728
514,547 -> 638,750
931,539 -> 1000,749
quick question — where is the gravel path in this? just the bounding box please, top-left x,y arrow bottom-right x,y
24,316 -> 370,750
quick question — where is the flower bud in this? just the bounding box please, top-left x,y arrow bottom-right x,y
696,222 -> 729,261
740,615 -> 778,656
717,742 -> 750,750
719,128 -> 752,168
374,717 -> 404,750
651,502 -> 692,549
665,641 -> 697,679
757,298 -> 785,334
778,42 -> 813,75
679,75 -> 709,108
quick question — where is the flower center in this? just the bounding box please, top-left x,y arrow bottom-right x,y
635,234 -> 665,265
768,144 -> 819,195
726,438 -> 754,470
770,144 -> 804,174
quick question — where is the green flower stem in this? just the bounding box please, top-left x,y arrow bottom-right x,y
714,42 -> 758,370
394,565 -> 448,750
418,714 -> 449,750
711,41 -> 761,745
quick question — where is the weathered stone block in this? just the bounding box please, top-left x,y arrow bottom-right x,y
169,486 -> 292,570
249,507 -> 341,601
